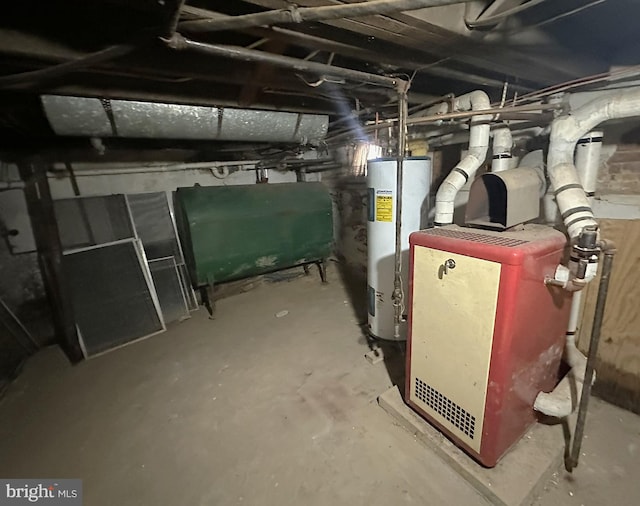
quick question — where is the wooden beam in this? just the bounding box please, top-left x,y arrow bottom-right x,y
0,30 -> 394,112
181,5 -> 534,90
240,0 -> 605,85
238,39 -> 288,106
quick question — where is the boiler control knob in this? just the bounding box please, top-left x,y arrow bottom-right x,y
444,258 -> 456,274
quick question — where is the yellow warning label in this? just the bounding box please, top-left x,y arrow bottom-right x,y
376,194 -> 393,222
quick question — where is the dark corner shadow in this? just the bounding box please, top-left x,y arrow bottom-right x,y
538,413 -> 574,474
535,360 -> 578,472
334,259 -> 368,328
376,338 -> 407,398
334,259 -> 408,397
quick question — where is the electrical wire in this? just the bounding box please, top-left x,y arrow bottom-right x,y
465,0 -> 550,29
325,102 -> 563,143
513,64 -> 640,104
512,0 -> 608,32
297,52 -> 343,87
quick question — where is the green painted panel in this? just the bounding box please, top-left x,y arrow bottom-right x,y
176,183 -> 333,286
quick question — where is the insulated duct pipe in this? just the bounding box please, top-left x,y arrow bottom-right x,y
413,101 -> 449,118
411,101 -> 450,127
41,95 -> 329,145
179,0 -> 476,33
548,87 -> 640,238
575,130 -> 603,198
434,90 -> 491,225
491,125 -> 513,172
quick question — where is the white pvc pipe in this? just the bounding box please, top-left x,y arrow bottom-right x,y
534,292 -> 584,418
534,241 -> 608,417
491,125 -> 513,172
547,87 -> 640,238
434,90 -> 491,225
564,292 -> 589,385
536,89 -> 640,418
575,130 -> 603,197
567,291 -> 582,333
534,374 -> 575,418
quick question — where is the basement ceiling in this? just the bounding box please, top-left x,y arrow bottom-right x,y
0,0 -> 638,158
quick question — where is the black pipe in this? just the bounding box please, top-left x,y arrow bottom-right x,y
167,34 -> 405,90
179,0 -> 475,33
566,244 -> 616,472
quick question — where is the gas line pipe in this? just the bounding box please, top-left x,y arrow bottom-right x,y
566,240 -> 616,472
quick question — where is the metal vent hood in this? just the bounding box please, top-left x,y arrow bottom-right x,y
41,95 -> 329,145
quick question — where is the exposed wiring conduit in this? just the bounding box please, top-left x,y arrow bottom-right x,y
434,90 -> 491,225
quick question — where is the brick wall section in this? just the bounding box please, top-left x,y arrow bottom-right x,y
599,144 -> 640,194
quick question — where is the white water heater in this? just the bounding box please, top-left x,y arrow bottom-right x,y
367,157 -> 431,341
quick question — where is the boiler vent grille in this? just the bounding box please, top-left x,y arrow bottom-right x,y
423,228 -> 528,247
415,377 -> 476,439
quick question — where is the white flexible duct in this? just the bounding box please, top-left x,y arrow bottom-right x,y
434,90 -> 491,225
548,87 -> 640,238
491,125 -> 513,172
41,95 -> 329,145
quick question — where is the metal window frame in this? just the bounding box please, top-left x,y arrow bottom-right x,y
64,237 -> 166,358
148,255 -> 191,321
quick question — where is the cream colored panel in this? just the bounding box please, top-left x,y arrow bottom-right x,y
410,246 -> 501,452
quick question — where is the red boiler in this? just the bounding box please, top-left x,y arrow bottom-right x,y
405,224 -> 572,467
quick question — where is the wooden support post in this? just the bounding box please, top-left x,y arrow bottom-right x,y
18,160 -> 83,362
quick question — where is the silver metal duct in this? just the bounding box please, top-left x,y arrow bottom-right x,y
41,95 -> 329,145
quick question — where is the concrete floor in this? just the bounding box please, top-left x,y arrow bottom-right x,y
0,265 -> 638,506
